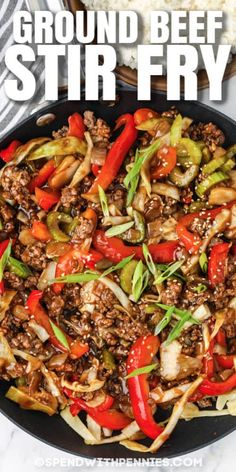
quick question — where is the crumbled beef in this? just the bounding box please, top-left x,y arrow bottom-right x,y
197,397 -> 213,408
21,242 -> 48,270
4,271 -> 24,290
178,325 -> 203,356
62,285 -> 81,311
52,126 -> 68,139
84,111 -> 111,146
222,307 -> 236,339
0,201 -> 15,222
181,285 -> 211,308
43,288 -> 65,318
188,122 -> 225,152
227,255 -> 236,277
71,216 -> 94,243
161,279 -> 182,306
162,107 -> 179,119
188,216 -> 211,238
1,166 -> 31,208
9,322 -> 47,356
60,186 -> 83,210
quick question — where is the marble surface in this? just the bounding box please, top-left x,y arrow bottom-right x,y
0,75 -> 236,472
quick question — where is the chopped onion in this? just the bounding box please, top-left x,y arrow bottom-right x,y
86,421 -> 140,445
61,407 -> 96,442
38,261 -> 57,290
85,390 -> 106,408
201,209 -> 231,253
47,353 -> 68,368
61,376 -> 105,393
160,341 -> 202,381
150,382 -> 192,403
225,204 -> 236,239
202,323 -> 211,353
208,187 -> 236,205
216,389 -> 236,411
12,348 -> 41,373
99,277 -> 131,310
87,415 -> 102,441
28,321 -> 50,342
210,309 -> 226,340
69,132 -> 93,188
0,333 -> 16,367
0,290 -> 17,322
19,228 -> 36,246
17,210 -> 29,224
102,216 -> 132,226
152,183 -> 180,201
41,364 -> 62,398
229,170 -> 236,189
229,297 -> 236,310
132,184 -> 147,213
102,427 -> 113,438
181,402 -> 231,419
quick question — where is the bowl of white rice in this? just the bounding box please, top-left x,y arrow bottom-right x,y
72,0 -> 236,90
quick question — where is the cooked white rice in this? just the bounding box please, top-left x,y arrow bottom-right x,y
82,0 -> 236,70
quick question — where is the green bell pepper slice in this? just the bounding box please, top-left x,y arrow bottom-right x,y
177,138 -> 202,167
120,259 -> 138,295
8,257 -> 32,279
169,165 -> 199,187
170,114 -> 182,147
47,212 -> 73,242
196,171 -> 229,197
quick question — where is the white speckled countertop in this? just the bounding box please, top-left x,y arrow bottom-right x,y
0,64 -> 236,472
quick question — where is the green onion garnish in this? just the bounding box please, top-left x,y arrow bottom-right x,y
51,272 -> 100,284
105,221 -> 134,238
124,138 -> 163,205
155,303 -> 199,344
8,257 -> 32,279
98,185 -> 109,218
154,260 -> 184,285
49,320 -> 70,350
125,363 -> 158,379
101,255 -> 134,277
132,260 -> 149,302
154,306 -> 174,335
142,244 -> 158,279
199,252 -> 208,273
192,284 -> 207,293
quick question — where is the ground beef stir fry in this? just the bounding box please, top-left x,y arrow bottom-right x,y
0,107 -> 236,453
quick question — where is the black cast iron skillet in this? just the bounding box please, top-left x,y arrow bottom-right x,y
0,89 -> 235,458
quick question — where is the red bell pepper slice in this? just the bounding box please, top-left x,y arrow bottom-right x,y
215,355 -> 235,369
126,335 -> 163,440
91,164 -> 101,177
0,281 -> 5,295
151,145 -> 177,180
93,230 -> 179,265
176,222 -> 201,255
31,221 -> 52,242
0,140 -> 21,162
134,108 -> 159,126
232,245 -> 236,255
84,114 -> 137,195
176,201 -> 236,255
208,242 -> 230,287
64,388 -> 114,416
35,187 -> 60,211
53,246 -> 103,294
26,291 -> 88,358
68,112 -> 85,139
68,396 -> 131,429
199,372 -> 236,396
216,329 -> 227,347
28,160 -> 56,193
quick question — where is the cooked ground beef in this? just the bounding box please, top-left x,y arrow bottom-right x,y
178,325 -> 203,356
188,122 -> 225,152
83,111 -> 111,146
71,216 -> 94,243
52,126 -> 68,139
21,242 -> 48,270
161,279 -> 182,306
144,196 -> 163,222
60,187 -> 83,210
1,166 -> 31,208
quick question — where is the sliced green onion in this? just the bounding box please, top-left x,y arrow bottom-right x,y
221,158 -> 235,172
154,260 -> 184,285
8,257 -> 32,279
101,255 -> 134,277
199,252 -> 208,273
98,185 -> 109,218
125,363 -> 158,379
0,241 -> 11,281
124,138 -> 163,205
49,320 -> 70,350
105,221 -> 134,238
156,303 -> 198,324
155,263 -> 186,282
154,306 -> 174,335
132,260 -> 149,302
51,272 -> 100,284
196,171 -> 229,197
166,311 -> 200,345
192,284 -> 207,293
142,244 -> 158,279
